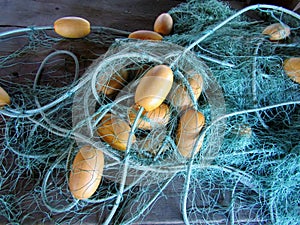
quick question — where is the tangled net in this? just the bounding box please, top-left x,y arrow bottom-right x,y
0,0 -> 299,224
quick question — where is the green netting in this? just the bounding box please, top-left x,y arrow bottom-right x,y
0,0 -> 299,224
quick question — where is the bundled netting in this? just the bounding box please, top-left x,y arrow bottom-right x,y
0,0 -> 299,224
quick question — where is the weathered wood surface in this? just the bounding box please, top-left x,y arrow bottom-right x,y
0,0 -> 183,32
0,0 -> 297,35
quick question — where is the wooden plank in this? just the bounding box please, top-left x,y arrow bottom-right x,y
0,0 -> 184,32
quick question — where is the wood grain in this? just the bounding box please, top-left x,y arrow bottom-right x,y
0,0 -> 183,33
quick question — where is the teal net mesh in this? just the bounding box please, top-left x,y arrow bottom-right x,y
0,0 -> 299,224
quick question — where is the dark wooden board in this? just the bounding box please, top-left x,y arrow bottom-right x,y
0,0 -> 183,32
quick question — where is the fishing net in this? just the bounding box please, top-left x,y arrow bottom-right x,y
0,0 -> 299,224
